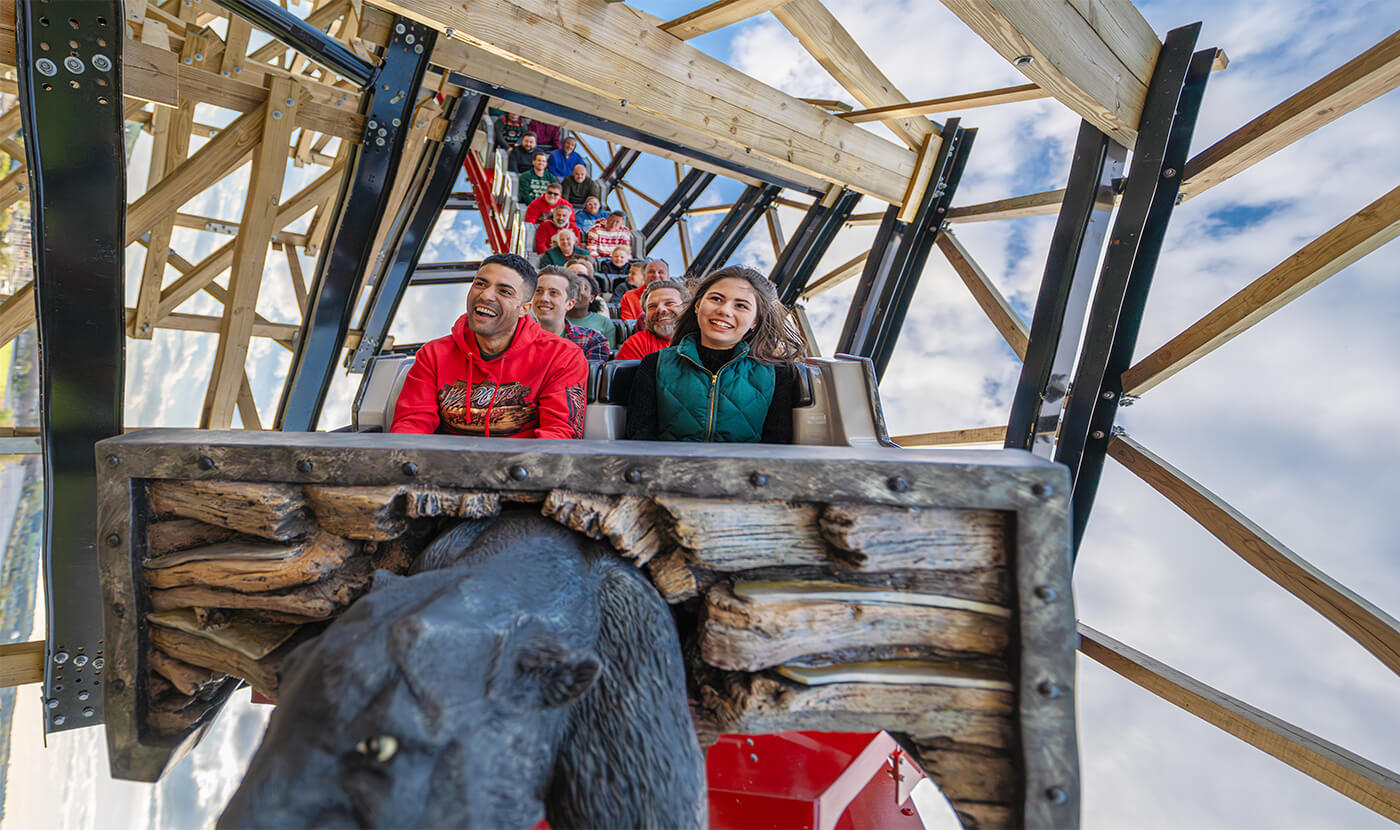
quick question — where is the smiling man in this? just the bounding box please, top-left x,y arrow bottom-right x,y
617,278 -> 688,360
533,266 -> 610,362
390,253 -> 587,438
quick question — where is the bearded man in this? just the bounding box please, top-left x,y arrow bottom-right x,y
617,279 -> 688,360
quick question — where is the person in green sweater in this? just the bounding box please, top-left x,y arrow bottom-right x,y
518,152 -> 557,204
563,270 -> 620,349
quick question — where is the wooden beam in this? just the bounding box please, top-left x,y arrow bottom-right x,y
1122,184 -> 1400,396
771,0 -> 938,151
221,14 -> 251,77
935,0 -> 1159,147
200,79 -> 305,429
1180,32 -> 1400,200
236,371 -> 263,430
801,249 -> 869,299
1108,434 -> 1400,678
370,0 -> 917,203
935,232 -> 1028,358
0,281 -> 33,347
840,83 -> 1049,122
946,188 -> 1073,223
897,132 -> 941,223
283,243 -> 309,317
0,641 -> 44,688
659,0 -> 792,40
1079,623 -> 1400,823
894,425 -> 1007,447
798,97 -> 853,113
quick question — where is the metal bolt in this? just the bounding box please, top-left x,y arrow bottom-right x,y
1162,167 -> 1177,179
91,54 -> 111,71
271,110 -> 283,120
1014,55 -> 1034,67
106,533 -> 121,547
46,698 -> 59,709
624,468 -> 644,484
619,99 -> 628,107
193,52 -> 204,61
749,753 -> 759,763
749,472 -> 769,487
197,456 -> 214,470
1091,429 -> 1105,440
112,603 -> 125,618
92,657 -> 103,670
1031,482 -> 1053,498
377,127 -> 387,137
82,707 -> 95,718
64,55 -> 85,73
112,678 -> 125,692
182,56 -> 193,65
36,58 -> 57,76
1034,585 -> 1058,602
1046,786 -> 1069,805
375,137 -> 386,147
401,461 -> 419,477
106,454 -> 119,467
368,120 -> 378,129
395,23 -> 406,34
296,459 -> 314,474
234,66 -> 242,74
745,738 -> 754,746
53,651 -> 69,665
73,654 -> 88,668
413,44 -> 423,54
391,118 -> 401,127
444,28 -> 455,37
52,714 -> 66,725
1102,390 -> 1116,400
222,69 -> 230,76
404,33 -> 415,44
887,476 -> 908,493
508,465 -> 529,482
1037,679 -> 1062,699
77,689 -> 89,701
284,96 -> 296,107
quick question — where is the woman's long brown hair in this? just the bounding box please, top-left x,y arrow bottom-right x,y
672,266 -> 806,365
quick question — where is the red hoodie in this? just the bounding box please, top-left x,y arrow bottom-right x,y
390,313 -> 587,439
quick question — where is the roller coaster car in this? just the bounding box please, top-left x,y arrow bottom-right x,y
352,352 -> 895,446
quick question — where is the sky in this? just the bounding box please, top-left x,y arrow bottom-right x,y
6,0 -> 1400,827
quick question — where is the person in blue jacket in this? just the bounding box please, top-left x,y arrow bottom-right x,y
547,135 -> 587,179
624,266 -> 806,443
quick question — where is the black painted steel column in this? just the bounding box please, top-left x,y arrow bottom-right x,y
348,93 -> 488,372
685,183 -> 781,280
639,168 -> 716,255
17,0 -> 125,732
1054,27 -> 1216,551
836,122 -> 976,379
598,147 -> 639,200
773,188 -> 862,305
1004,121 -> 1127,457
276,19 -> 436,430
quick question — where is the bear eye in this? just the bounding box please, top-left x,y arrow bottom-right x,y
354,735 -> 399,763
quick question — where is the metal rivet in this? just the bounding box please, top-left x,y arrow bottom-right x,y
36,57 -> 57,76
197,456 -> 214,470
619,99 -> 628,106
284,96 -> 295,107
749,753 -> 759,762
222,69 -> 230,76
82,707 -> 95,718
296,459 -> 313,473
1046,786 -> 1069,805
1037,680 -> 1062,699
1102,390 -> 1116,399
444,28 -> 455,37
73,654 -> 88,668
1014,55 -> 1034,67
53,651 -> 69,665
413,43 -> 423,53
46,698 -> 59,709
368,120 -> 378,129
404,33 -> 415,44
112,603 -> 125,618
1034,585 -> 1058,602
234,66 -> 242,74
391,118 -> 401,127
106,533 -> 121,547
182,56 -> 193,65
887,476 -> 908,493
92,657 -> 104,670
91,54 -> 111,71
745,738 -> 754,746
1031,482 -> 1053,498
401,462 -> 419,477
508,465 -> 529,482
376,137 -> 385,146
1091,429 -> 1105,440
394,22 -> 406,34
77,689 -> 90,701
749,472 -> 769,487
64,55 -> 84,73
112,678 -> 125,692
193,52 -> 204,61
1162,168 -> 1177,179
377,127 -> 387,137
624,468 -> 644,484
271,110 -> 283,120
52,714 -> 66,725
106,454 -> 119,467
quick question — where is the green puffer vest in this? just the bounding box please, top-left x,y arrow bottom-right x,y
655,334 -> 775,442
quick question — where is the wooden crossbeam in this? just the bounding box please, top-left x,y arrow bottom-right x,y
201,79 -> 306,429
840,83 -> 1049,122
283,244 -> 309,317
946,188 -> 1068,223
237,371 -> 263,430
894,425 -> 1007,447
659,0 -> 792,40
1079,623 -> 1400,823
801,249 -> 869,299
1108,434 -> 1400,679
772,0 -> 938,151
371,0 -> 917,203
0,641 -> 44,688
934,231 -> 1028,358
0,280 -> 33,347
1181,32 -> 1400,200
1122,184 -> 1400,396
935,0 -> 1159,147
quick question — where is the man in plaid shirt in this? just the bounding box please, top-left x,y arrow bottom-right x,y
586,210 -> 633,259
534,266 -> 611,361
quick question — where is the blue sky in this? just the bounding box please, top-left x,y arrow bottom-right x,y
7,1 -> 1400,827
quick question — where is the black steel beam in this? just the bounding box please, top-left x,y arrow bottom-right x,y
17,0 -> 125,732
640,168 -> 715,254
685,183 -> 782,280
442,191 -> 477,211
598,147 -> 640,197
275,18 -> 437,431
348,93 -> 488,373
409,262 -> 481,286
836,122 -> 976,379
212,0 -> 375,87
774,188 -> 863,305
1054,29 -> 1216,552
1004,121 -> 1127,457
446,70 -> 822,197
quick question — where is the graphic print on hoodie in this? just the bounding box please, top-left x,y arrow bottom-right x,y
390,313 -> 588,439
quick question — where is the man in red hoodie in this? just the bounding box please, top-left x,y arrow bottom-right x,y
391,253 -> 587,438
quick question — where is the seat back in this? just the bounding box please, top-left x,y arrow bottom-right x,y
584,359 -> 639,439
793,355 -> 894,447
352,354 -> 417,432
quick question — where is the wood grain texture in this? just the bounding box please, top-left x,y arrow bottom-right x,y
819,503 -> 1007,570
659,0 -> 792,40
894,425 -> 1008,448
145,518 -> 239,557
148,554 -> 372,618
658,497 -> 838,569
144,532 -> 358,592
541,489 -> 666,564
147,480 -> 312,541
148,648 -> 224,697
149,626 -> 280,696
1109,435 -> 1400,677
0,281 -> 33,347
841,83 -> 1048,122
801,249 -> 869,299
1080,622 -> 1400,822
0,641 -> 43,687
1122,184 -> 1400,396
935,232 -> 1028,358
946,188 -> 1068,223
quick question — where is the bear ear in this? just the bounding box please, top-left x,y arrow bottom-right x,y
517,645 -> 600,708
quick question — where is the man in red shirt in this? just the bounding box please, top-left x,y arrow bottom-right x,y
535,204 -> 584,255
618,258 -> 669,322
525,182 -> 575,226
617,279 -> 688,360
390,253 -> 587,438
